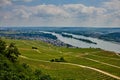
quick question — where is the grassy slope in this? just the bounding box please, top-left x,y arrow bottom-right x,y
4,38 -> 120,80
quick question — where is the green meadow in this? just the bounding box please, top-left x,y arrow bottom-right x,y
4,38 -> 120,80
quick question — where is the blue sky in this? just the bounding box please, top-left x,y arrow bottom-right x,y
13,0 -> 107,6
0,0 -> 120,27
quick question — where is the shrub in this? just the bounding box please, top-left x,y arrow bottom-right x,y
50,59 -> 54,62
50,57 -> 66,62
32,47 -> 38,49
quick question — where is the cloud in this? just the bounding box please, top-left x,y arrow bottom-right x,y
63,4 -> 106,19
13,8 -> 31,19
0,0 -> 120,27
0,0 -> 12,7
8,4 -> 70,20
103,0 -> 120,10
31,5 -> 70,18
63,4 -> 104,14
11,0 -> 33,2
101,0 -> 120,26
11,4 -> 105,19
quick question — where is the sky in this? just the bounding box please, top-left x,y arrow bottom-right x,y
0,0 -> 120,27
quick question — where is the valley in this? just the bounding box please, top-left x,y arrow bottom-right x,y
3,38 -> 120,80
0,27 -> 120,80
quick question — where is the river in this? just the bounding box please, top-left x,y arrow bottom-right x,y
41,31 -> 120,53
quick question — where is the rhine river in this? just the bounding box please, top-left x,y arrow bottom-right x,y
42,31 -> 120,53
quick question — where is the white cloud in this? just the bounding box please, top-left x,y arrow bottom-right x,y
18,4 -> 105,19
0,0 -> 12,7
1,3 -> 106,19
13,9 -> 31,19
103,0 -> 120,10
0,0 -> 120,27
30,5 -> 70,18
101,0 -> 120,26
63,4 -> 106,18
22,0 -> 33,2
11,0 -> 33,2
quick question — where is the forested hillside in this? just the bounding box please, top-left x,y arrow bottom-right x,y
0,38 -> 52,80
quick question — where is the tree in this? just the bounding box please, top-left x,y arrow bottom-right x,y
34,69 -> 42,76
50,59 -> 54,62
40,75 -> 52,80
6,43 -> 21,62
0,38 -> 6,54
50,57 -> 66,62
0,39 -> 53,80
60,57 -> 65,62
32,46 -> 38,49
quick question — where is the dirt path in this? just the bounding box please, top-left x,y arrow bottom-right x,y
84,57 -> 120,69
20,55 -> 120,80
19,48 -> 42,54
85,52 -> 120,61
20,55 -> 29,59
63,63 -> 120,80
19,48 -> 32,51
90,54 -> 120,60
34,49 -> 41,53
20,55 -> 49,62
116,53 -> 120,57
87,51 -> 120,60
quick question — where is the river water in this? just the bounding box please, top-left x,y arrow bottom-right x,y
41,31 -> 120,53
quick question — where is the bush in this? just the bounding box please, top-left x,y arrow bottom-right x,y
0,38 -> 6,54
34,69 -> 42,76
40,75 -> 52,80
5,43 -> 21,62
22,63 -> 29,69
60,57 -> 65,62
32,47 -> 38,49
50,57 -> 66,62
50,59 -> 54,62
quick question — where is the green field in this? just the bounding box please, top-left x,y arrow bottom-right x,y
4,38 -> 120,80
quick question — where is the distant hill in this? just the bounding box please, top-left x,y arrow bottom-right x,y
99,32 -> 120,42
1,27 -> 120,43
